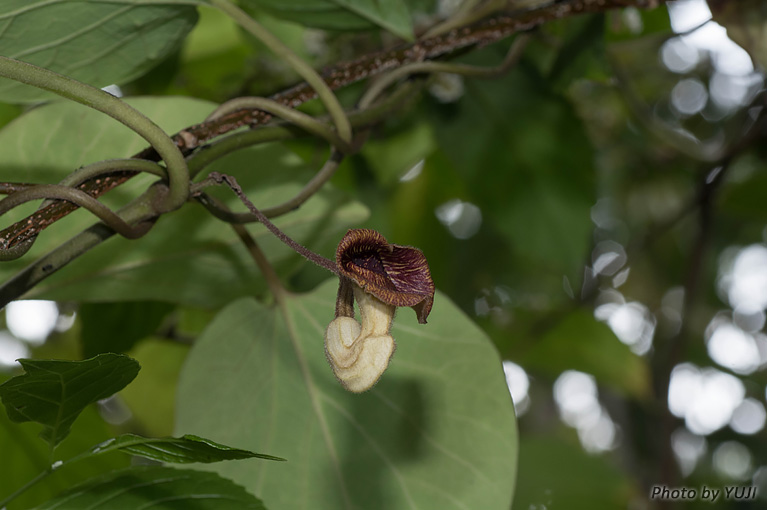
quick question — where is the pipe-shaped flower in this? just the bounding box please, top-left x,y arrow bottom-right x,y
324,229 -> 434,392
335,228 -> 435,324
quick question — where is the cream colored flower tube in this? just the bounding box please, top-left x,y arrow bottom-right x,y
324,286 -> 396,392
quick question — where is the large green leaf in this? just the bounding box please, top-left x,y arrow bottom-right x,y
176,279 -> 517,510
242,0 -> 414,40
92,433 -> 285,463
521,310 -> 650,398
35,466 -> 266,510
0,1 -> 198,103
0,97 -> 368,307
0,353 -> 140,447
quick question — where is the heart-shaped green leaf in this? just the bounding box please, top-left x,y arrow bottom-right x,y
176,279 -> 518,510
0,353 -> 140,447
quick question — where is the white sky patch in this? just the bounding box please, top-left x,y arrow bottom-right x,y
668,363 -> 745,435
97,395 -> 133,425
671,427 -> 707,476
101,84 -> 123,97
56,311 -> 77,333
668,0 -> 753,75
667,0 -> 711,33
713,441 -> 753,481
671,77 -> 708,115
435,199 -> 482,239
661,37 -> 700,74
592,240 -> 626,276
5,300 -> 59,345
399,159 -> 424,182
399,159 -> 426,182
730,398 -> 767,435
664,0 -> 760,111
0,331 -> 29,368
720,245 -> 767,311
503,360 -> 530,416
595,292 -> 655,355
706,319 -> 761,375
554,370 -> 618,453
733,305 -> 766,333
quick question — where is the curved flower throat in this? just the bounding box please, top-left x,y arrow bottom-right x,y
325,229 -> 435,393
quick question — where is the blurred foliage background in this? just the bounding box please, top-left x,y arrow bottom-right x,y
1,0 -> 767,508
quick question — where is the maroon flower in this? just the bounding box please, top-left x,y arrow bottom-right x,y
335,229 -> 434,324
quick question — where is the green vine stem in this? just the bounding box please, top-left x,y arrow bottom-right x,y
58,159 -> 169,187
208,0 -> 352,144
359,32 -> 531,108
0,57 -> 189,214
0,184 -> 163,307
0,78 -> 428,299
0,0 -> 661,302
0,160 -> 169,261
262,149 -> 344,217
0,82 -> 415,270
194,150 -> 344,222
205,96 -> 353,153
0,185 -> 152,240
0,0 -> 649,252
187,81 -> 419,181
39,159 -> 169,208
0,182 -> 36,195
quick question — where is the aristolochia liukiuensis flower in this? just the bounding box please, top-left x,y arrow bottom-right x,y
325,229 -> 434,392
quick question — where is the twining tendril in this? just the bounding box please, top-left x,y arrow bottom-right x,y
0,185 -> 152,241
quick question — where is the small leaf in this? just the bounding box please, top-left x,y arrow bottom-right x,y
0,354 -> 140,447
92,433 -> 286,463
35,466 -> 266,510
0,1 -> 198,103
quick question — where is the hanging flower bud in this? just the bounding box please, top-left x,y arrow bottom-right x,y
325,229 -> 435,393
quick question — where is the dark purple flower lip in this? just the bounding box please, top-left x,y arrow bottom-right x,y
335,229 -> 434,324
